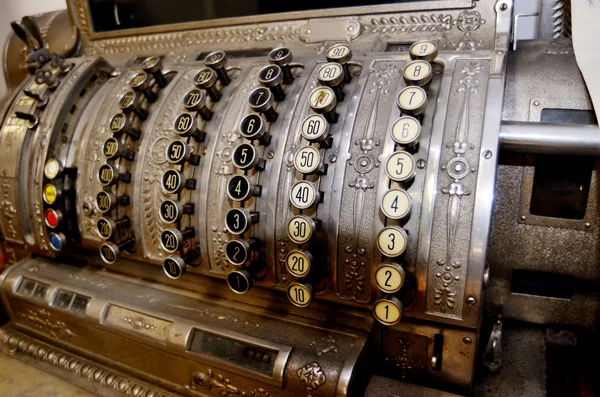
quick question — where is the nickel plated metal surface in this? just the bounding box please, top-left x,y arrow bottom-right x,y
1,0 -> 595,396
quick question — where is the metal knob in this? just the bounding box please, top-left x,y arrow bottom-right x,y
268,47 -> 294,84
239,114 -> 271,145
160,227 -> 195,253
227,175 -> 262,202
96,191 -> 130,214
99,238 -> 135,264
141,56 -> 167,88
248,87 -> 277,122
232,143 -> 265,171
129,72 -> 157,103
102,137 -> 135,161
183,89 -> 212,120
159,199 -> 194,224
166,140 -> 200,166
225,238 -> 260,267
325,43 -> 353,83
96,216 -> 131,240
194,68 -> 221,102
225,208 -> 259,235
173,113 -> 206,142
317,62 -> 345,101
308,87 -> 338,123
109,113 -> 140,140
163,251 -> 198,279
98,164 -> 131,187
204,51 -> 230,86
119,91 -> 148,120
258,65 -> 285,102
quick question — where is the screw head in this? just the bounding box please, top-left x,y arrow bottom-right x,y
463,337 -> 473,344
467,296 -> 477,306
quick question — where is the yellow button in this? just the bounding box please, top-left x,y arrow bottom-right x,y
43,184 -> 58,204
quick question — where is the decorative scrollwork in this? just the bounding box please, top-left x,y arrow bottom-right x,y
368,14 -> 453,34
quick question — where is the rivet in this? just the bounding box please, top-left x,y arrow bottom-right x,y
533,100 -> 540,106
483,150 -> 493,159
463,337 -> 473,344
467,296 -> 477,305
520,215 -> 526,221
585,222 -> 591,228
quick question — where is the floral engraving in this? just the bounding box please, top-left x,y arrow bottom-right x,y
20,308 -> 76,341
433,62 -> 482,312
368,14 -> 453,34
298,362 -> 326,392
456,11 -> 485,32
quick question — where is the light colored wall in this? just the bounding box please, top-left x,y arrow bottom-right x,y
0,0 -> 66,98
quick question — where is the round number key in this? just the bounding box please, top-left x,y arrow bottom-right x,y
377,226 -> 408,257
232,143 -> 265,171
317,63 -> 345,100
166,140 -> 200,166
308,87 -> 338,123
239,114 -> 270,144
162,169 -> 183,194
227,175 -> 261,202
163,256 -> 186,279
160,228 -> 195,253
44,159 -> 62,179
385,151 -> 416,182
373,296 -> 403,326
397,86 -> 427,116
290,181 -> 319,210
258,64 -> 285,101
248,87 -> 277,122
391,116 -> 421,147
286,249 -> 312,278
294,146 -> 322,175
43,184 -> 59,205
159,199 -> 193,224
287,215 -> 316,244
375,262 -> 406,294
225,239 -> 251,266
301,114 -> 329,143
183,89 -> 212,120
225,208 -> 258,235
409,40 -> 438,62
287,282 -> 313,308
381,189 -> 412,219
403,60 -> 432,87
227,270 -> 253,294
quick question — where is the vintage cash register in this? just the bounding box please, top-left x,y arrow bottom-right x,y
0,0 -> 598,395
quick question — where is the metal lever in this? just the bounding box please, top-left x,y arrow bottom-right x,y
483,318 -> 503,373
10,21 -> 38,51
22,16 -> 46,50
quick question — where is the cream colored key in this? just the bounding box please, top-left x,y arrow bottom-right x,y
286,249 -> 312,278
381,189 -> 412,219
287,215 -> 316,244
391,116 -> 421,147
403,60 -> 432,86
385,151 -> 416,182
294,146 -> 322,174
373,296 -> 403,326
397,86 -> 427,115
409,40 -> 438,62
290,181 -> 319,209
375,263 -> 406,293
377,226 -> 408,257
288,282 -> 313,307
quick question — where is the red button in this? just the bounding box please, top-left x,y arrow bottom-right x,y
45,209 -> 59,228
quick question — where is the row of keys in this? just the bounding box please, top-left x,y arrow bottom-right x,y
373,40 -> 438,327
286,44 -> 355,308
98,56 -> 172,264
159,51 -> 230,278
225,47 -> 303,294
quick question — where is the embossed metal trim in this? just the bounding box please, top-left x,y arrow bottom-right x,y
104,305 -> 173,342
69,0 -> 472,40
0,327 -> 176,397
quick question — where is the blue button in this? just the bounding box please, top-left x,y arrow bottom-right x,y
49,232 -> 64,251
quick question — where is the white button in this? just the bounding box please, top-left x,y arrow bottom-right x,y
286,249 -> 312,278
385,151 -> 416,182
373,297 -> 403,326
294,146 -> 321,174
309,87 -> 335,110
403,60 -> 432,86
391,116 -> 421,146
377,226 -> 408,257
409,40 -> 438,61
375,263 -> 406,294
44,159 -> 62,180
317,63 -> 343,83
301,114 -> 329,142
287,215 -> 315,244
381,189 -> 412,219
290,181 -> 318,209
397,86 -> 427,115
